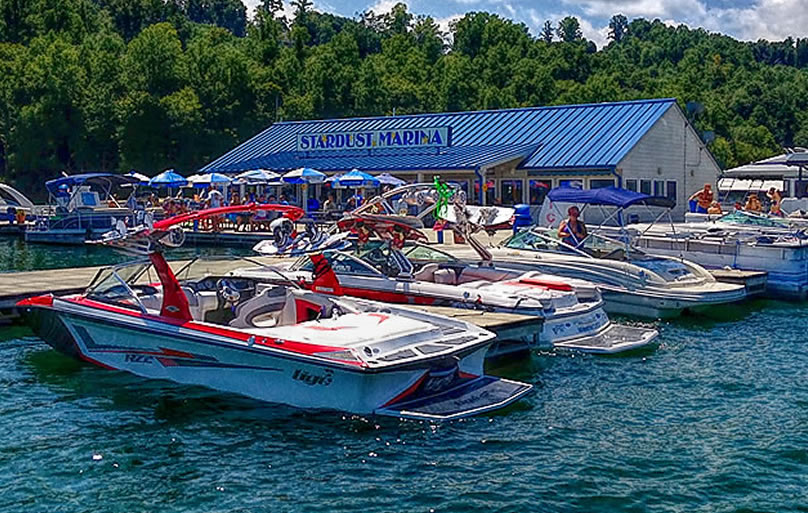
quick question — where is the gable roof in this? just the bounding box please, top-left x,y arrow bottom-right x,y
200,98 -> 676,174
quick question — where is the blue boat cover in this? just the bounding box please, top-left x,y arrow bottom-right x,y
547,186 -> 674,208
46,173 -> 139,192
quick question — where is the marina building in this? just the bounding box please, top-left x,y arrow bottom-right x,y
201,98 -> 720,219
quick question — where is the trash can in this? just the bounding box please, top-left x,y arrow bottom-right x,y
513,204 -> 532,234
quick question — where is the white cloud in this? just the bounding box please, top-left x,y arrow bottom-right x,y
436,13 -> 464,34
562,0 -> 808,41
366,0 -> 407,14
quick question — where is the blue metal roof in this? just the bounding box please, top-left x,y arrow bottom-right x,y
200,98 -> 676,174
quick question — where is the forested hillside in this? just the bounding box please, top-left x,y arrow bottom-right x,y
1,0 -> 807,193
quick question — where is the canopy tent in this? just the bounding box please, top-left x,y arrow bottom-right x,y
148,169 -> 188,188
335,169 -> 380,188
282,167 -> 326,184
547,186 -> 675,209
46,173 -> 140,193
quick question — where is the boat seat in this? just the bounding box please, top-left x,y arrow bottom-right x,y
182,287 -> 219,321
229,286 -> 289,328
275,290 -> 335,326
433,269 -> 456,285
456,268 -> 512,284
414,263 -> 439,282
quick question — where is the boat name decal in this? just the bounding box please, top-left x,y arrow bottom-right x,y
292,368 -> 334,386
297,127 -> 450,152
125,354 -> 155,364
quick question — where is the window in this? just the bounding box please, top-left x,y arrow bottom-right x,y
529,180 -> 551,205
626,179 -> 638,192
640,180 -> 652,195
590,179 -> 615,189
403,244 -> 457,263
500,180 -> 524,205
474,179 -> 497,205
653,180 -> 664,196
560,179 -> 583,189
666,181 -> 677,203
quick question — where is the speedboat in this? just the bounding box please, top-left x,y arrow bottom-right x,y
17,205 -> 532,420
246,214 -> 658,355
622,210 -> 808,299
444,227 -> 747,319
539,185 -> 802,298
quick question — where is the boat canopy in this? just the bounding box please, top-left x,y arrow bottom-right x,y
46,173 -> 140,193
547,186 -> 675,209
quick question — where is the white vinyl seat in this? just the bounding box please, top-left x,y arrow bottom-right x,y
229,286 -> 289,328
182,287 -> 220,321
413,263 -> 439,282
433,269 -> 456,285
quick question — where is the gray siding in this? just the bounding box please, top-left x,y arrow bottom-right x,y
617,106 -> 720,220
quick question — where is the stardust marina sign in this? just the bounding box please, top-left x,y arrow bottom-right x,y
296,127 -> 451,152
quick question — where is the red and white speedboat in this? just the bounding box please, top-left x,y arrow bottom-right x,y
248,214 -> 658,354
18,205 -> 532,420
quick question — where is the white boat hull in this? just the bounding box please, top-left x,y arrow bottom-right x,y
26,299 -> 530,419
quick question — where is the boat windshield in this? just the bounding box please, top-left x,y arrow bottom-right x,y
506,228 -> 648,261
719,211 -> 788,228
401,243 -> 458,264
505,229 -> 570,254
293,250 -> 384,277
85,261 -> 151,311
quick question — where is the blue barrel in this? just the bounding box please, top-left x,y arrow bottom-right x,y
512,204 -> 532,234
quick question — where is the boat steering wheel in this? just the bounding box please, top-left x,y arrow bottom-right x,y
216,278 -> 241,304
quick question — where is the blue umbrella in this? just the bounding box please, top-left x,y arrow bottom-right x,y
149,169 -> 187,188
282,167 -> 326,184
235,169 -> 280,184
187,172 -> 232,188
375,173 -> 406,186
337,169 -> 380,188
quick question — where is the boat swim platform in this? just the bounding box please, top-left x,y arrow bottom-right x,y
709,269 -> 768,297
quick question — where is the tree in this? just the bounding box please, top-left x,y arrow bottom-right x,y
557,16 -> 582,43
608,14 -> 628,44
540,20 -> 553,43
291,0 -> 312,25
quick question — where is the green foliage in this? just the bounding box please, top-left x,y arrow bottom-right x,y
2,2 -> 808,189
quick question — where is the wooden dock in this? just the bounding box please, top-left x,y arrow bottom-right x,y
709,269 -> 768,296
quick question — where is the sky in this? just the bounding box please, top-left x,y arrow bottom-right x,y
244,0 -> 808,50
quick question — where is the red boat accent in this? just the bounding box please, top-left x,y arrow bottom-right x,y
65,297 -> 363,365
310,254 -> 344,296
149,253 -> 192,321
340,286 -> 438,305
17,294 -> 54,308
506,277 -> 574,292
152,203 -> 304,231
381,371 -> 428,407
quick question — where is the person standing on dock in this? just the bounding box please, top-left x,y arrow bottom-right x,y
689,184 -> 714,214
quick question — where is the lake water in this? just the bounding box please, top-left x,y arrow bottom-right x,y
1,238 -> 807,512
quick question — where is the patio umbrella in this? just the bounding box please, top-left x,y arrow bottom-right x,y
336,169 -> 380,188
125,170 -> 151,185
282,167 -> 326,184
235,169 -> 280,184
187,172 -> 232,187
148,169 -> 188,188
375,173 -> 406,186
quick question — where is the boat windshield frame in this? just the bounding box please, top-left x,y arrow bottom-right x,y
85,259 -> 152,313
